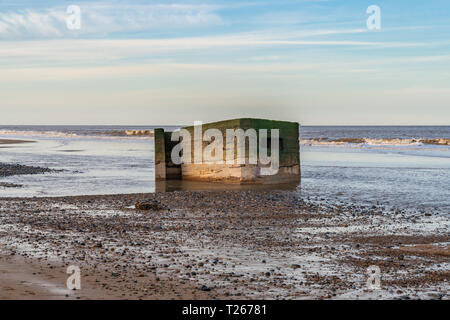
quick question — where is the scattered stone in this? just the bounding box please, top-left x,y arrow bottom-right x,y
0,190 -> 446,300
135,200 -> 164,211
200,285 -> 211,292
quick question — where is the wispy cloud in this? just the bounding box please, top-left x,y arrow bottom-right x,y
4,53 -> 449,83
0,35 -> 428,69
0,9 -> 67,38
0,3 -> 224,39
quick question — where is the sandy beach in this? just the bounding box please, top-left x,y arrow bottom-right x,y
0,191 -> 448,300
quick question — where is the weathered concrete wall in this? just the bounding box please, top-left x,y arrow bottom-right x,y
154,129 -> 166,181
181,118 -> 300,184
164,131 -> 182,180
181,163 -> 300,184
154,129 -> 181,181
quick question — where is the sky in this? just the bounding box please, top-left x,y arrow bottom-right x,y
0,0 -> 449,125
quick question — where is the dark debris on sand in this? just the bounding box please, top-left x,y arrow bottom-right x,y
0,163 -> 61,178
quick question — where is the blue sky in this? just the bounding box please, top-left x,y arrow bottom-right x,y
1,0 -> 449,125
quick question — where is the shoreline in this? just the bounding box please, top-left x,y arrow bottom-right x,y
0,191 -> 448,300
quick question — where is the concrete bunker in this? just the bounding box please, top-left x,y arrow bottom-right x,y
154,118 -> 300,184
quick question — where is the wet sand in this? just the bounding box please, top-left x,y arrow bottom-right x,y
0,191 -> 448,300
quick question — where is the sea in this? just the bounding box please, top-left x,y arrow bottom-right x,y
0,125 -> 449,213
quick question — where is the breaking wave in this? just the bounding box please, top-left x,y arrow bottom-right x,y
301,138 -> 450,146
0,130 -> 80,138
110,130 -> 154,136
0,129 -> 154,139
